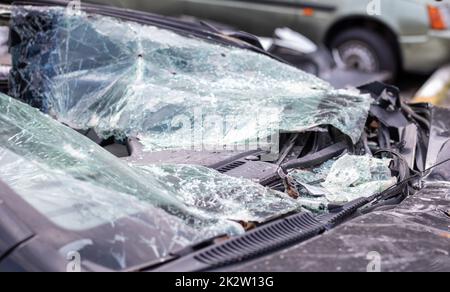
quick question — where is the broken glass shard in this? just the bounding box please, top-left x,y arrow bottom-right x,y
291,154 -> 397,208
135,163 -> 300,222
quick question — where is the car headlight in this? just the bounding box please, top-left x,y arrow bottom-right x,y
428,4 -> 450,30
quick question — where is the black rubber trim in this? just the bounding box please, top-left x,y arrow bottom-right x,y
281,141 -> 348,170
208,150 -> 264,170
325,197 -> 370,227
156,212 -> 325,271
0,234 -> 35,263
195,212 -> 324,267
155,193 -> 373,272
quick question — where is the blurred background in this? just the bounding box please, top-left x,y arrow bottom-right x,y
1,0 -> 450,105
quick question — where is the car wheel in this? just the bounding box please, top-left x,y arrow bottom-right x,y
330,28 -> 398,78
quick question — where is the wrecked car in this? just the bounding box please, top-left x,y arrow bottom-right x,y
0,1 -> 449,272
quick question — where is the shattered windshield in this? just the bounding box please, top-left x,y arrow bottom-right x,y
0,93 -> 301,269
2,4 -> 399,271
9,6 -> 372,152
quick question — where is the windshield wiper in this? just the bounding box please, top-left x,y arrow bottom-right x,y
151,159 -> 450,272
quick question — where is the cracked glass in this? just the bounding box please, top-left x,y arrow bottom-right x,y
0,92 -> 300,269
9,6 -> 372,153
3,5 -> 388,270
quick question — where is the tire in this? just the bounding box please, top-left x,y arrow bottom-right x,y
330,28 -> 398,78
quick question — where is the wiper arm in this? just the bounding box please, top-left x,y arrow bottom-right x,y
281,141 -> 348,171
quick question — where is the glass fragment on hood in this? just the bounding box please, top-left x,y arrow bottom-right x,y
135,164 -> 300,222
291,154 -> 397,208
0,93 -> 300,268
9,6 -> 372,152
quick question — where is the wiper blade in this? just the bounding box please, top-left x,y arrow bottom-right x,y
154,211 -> 325,272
